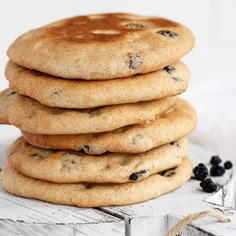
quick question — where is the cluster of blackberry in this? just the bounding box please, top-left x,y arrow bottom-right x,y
193,155 -> 233,193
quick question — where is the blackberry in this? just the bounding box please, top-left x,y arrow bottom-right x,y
224,161 -> 233,170
210,165 -> 225,176
210,155 -> 222,165
193,163 -> 208,181
200,178 -> 217,193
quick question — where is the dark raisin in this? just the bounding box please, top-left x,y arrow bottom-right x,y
210,165 -> 225,176
125,23 -> 145,29
157,30 -> 178,38
127,53 -> 142,70
82,145 -> 106,155
129,169 -> 149,181
70,159 -> 77,164
82,145 -> 90,153
170,141 -> 180,147
200,178 -> 217,193
210,155 -> 222,165
172,77 -> 179,81
164,66 -> 175,74
224,161 -> 233,170
8,91 -> 16,96
53,91 -> 60,95
193,163 -> 208,181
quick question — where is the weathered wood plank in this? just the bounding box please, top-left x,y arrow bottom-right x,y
0,220 -> 125,236
167,203 -> 236,236
0,187 -> 124,236
1,139 -> 236,235
0,138 -> 124,236
100,142 -> 236,235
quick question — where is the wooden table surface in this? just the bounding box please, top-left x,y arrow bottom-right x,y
0,139 -> 236,236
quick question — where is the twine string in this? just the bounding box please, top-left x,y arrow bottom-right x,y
166,210 -> 230,236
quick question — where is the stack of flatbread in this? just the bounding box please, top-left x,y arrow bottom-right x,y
0,13 -> 196,207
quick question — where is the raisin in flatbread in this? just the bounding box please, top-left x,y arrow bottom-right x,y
6,60 -> 189,109
6,61 -> 190,108
1,157 -> 192,207
7,137 -> 188,183
7,13 -> 194,80
22,99 -> 197,154
0,89 -> 175,134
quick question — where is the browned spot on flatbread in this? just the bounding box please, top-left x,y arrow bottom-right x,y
47,13 -> 178,43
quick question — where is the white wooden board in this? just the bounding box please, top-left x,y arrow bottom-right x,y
101,142 -> 236,235
0,139 -> 236,236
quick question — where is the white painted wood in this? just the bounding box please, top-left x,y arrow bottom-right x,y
0,141 -> 236,235
101,142 -> 236,235
0,140 -> 125,235
0,188 -> 124,236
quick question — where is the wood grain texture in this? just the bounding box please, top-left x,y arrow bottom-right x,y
0,138 -> 124,235
0,140 -> 236,235
99,142 -> 236,236
0,187 -> 124,236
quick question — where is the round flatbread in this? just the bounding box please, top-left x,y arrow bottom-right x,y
7,13 -> 195,80
1,157 -> 192,207
6,61 -> 189,109
22,99 -> 197,154
7,137 -> 188,183
0,90 -> 16,124
0,89 -> 175,134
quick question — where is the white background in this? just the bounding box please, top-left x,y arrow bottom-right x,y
0,0 -> 236,165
